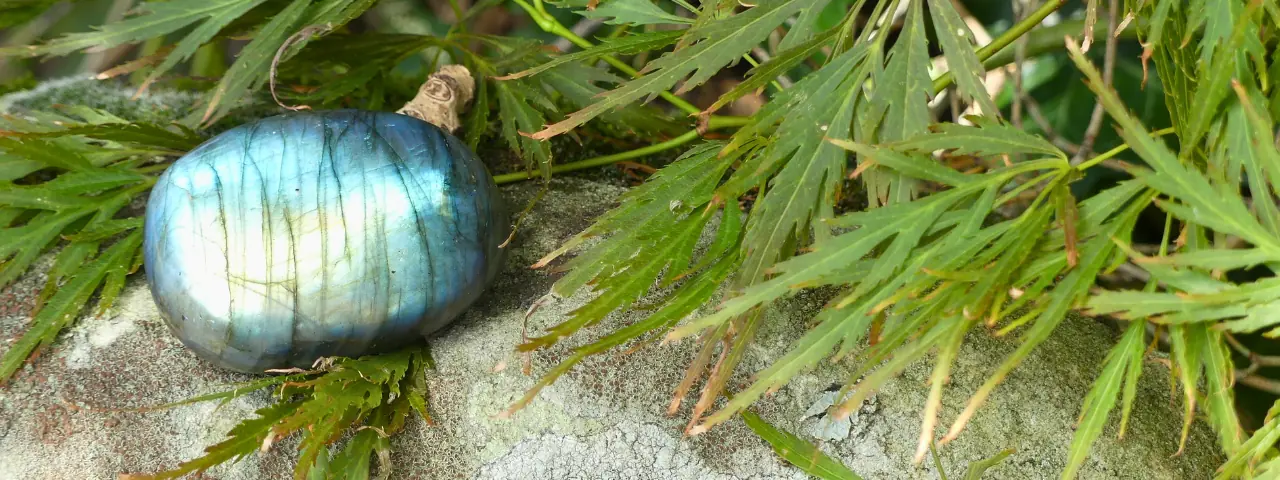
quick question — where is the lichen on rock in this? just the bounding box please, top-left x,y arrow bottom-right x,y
0,78 -> 1226,479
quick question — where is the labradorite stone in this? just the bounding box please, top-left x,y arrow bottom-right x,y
143,110 -> 507,372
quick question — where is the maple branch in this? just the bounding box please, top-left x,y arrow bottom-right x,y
511,0 -> 702,117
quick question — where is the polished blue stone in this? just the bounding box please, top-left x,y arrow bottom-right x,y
143,110 -> 507,372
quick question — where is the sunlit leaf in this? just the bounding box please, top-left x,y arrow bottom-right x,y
572,0 -> 693,26
1063,320 -> 1146,479
1068,40 -> 1280,255
892,123 -> 1066,161
1215,400 -> 1280,480
0,137 -> 94,172
828,140 -> 970,187
493,80 -> 553,177
531,0 -> 807,139
495,30 -> 684,81
964,448 -> 1015,480
0,230 -> 142,383
195,0 -> 312,126
926,0 -> 999,118
705,26 -> 839,115
742,410 -> 862,480
11,0 -> 262,57
734,44 -> 871,283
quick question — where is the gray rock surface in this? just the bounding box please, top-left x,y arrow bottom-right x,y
0,79 -> 1224,479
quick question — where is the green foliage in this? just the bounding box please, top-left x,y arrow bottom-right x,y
3,0 -> 380,126
742,410 -> 863,480
0,108 -> 203,383
124,346 -> 434,480
12,0 -> 260,57
507,1 -> 1280,479
1062,320 -> 1146,479
927,0 -> 999,118
495,30 -> 684,82
281,33 -> 443,109
561,0 -> 692,26
743,409 -> 1015,480
1219,400 -> 1280,480
963,448 -> 1015,480
469,31 -> 677,178
518,141 -> 738,352
528,0 -> 809,139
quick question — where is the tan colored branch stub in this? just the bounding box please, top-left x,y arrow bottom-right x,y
398,64 -> 475,133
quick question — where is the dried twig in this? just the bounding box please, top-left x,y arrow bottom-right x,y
1236,373 -> 1280,395
1022,94 -> 1081,153
1138,320 -> 1280,398
1225,333 -> 1280,368
1011,0 -> 1027,129
1003,0 -> 1080,153
270,25 -> 332,112
1070,0 -> 1119,166
77,0 -> 134,74
1081,0 -> 1098,52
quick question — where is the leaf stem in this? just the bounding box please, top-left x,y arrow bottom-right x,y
707,115 -> 751,129
509,0 -> 702,117
494,129 -> 700,184
931,0 -> 1067,94
1075,127 -> 1177,171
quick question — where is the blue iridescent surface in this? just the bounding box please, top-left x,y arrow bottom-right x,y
143,110 -> 508,372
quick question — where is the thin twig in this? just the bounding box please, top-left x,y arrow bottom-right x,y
1113,262 -> 1151,283
1070,0 -> 1118,166
492,129 -> 701,184
950,89 -> 962,124
520,294 -> 555,378
551,18 -> 606,52
1011,0 -> 1027,130
0,2 -> 70,82
499,182 -> 547,249
999,1 -> 1067,145
1144,322 -> 1171,348
76,0 -> 134,74
1022,94 -> 1081,153
1236,372 -> 1280,395
490,117 -> 746,185
269,24 -> 331,112
1224,333 -> 1280,367
510,0 -> 702,116
1227,331 -> 1280,395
